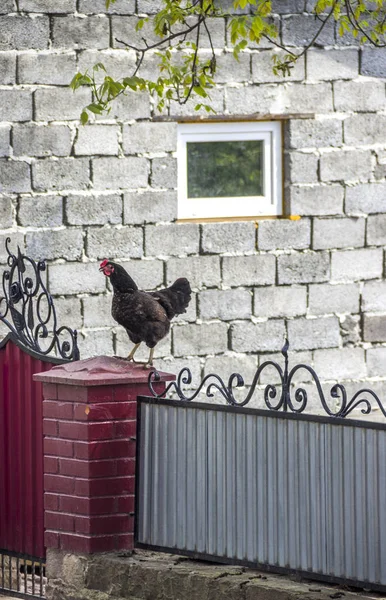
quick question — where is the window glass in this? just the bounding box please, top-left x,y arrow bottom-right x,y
187,140 -> 264,199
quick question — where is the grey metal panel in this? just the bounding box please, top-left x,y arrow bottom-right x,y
137,401 -> 386,589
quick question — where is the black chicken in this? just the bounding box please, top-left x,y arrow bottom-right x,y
99,260 -> 191,368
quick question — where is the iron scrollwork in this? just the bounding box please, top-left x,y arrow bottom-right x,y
149,338 -> 386,419
0,238 -> 80,361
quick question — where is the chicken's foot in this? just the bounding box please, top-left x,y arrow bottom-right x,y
127,342 -> 141,362
144,347 -> 155,369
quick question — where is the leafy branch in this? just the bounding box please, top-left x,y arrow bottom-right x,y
70,0 -> 386,123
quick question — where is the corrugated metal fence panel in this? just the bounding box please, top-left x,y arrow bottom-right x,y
0,337 -> 56,559
137,400 -> 386,588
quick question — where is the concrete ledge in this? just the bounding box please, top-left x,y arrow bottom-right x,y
46,549 -> 380,600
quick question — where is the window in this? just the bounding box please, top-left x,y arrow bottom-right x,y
177,121 -> 282,220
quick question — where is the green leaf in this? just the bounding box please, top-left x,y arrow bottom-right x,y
87,103 -> 103,115
80,110 -> 89,125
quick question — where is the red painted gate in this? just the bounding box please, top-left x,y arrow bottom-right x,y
0,333 -> 65,560
0,238 -> 79,598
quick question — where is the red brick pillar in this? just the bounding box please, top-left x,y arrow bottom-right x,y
33,356 -> 174,554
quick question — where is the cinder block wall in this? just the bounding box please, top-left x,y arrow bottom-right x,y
0,0 -> 385,402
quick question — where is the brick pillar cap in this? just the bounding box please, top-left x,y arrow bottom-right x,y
33,355 -> 175,387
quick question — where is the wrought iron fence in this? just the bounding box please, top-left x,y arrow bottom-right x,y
136,343 -> 386,592
0,237 -> 79,361
148,339 -> 385,418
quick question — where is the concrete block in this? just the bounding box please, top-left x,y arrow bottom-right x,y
53,297 -> 82,331
231,320 -> 286,353
271,0 -> 305,12
0,51 -> 16,84
173,322 -> 228,357
254,286 -> 307,318
19,195 -> 63,227
98,90 -> 151,121
251,50 -> 305,83
19,0 -> 75,11
202,222 -> 256,254
257,219 -> 311,250
334,80 -> 386,112
35,87 -> 92,121
83,294 -> 115,328
225,82 -> 334,115
282,14 -> 335,46
52,16 -> 110,49
340,314 -> 361,346
320,150 -> 372,183
362,281 -> 386,312
26,229 -> 83,261
0,0 -> 15,13
80,329 -> 114,359
308,283 -> 360,315
288,316 -> 340,350
204,354 -> 258,386
367,214 -> 386,246
87,226 -> 143,260
313,348 -> 366,380
19,51 -> 76,85
199,289 -> 252,320
307,49 -> 358,81
112,16 -> 166,49
66,194 -> 122,225
151,156 -> 177,189
367,347 -> 386,377
48,262 -> 106,295
345,183 -> 386,215
0,16 -> 49,50
114,259 -> 164,290
286,152 -> 318,184
77,49 -> 136,83
288,185 -> 344,216
278,252 -> 330,284
312,217 -> 365,250
145,223 -> 199,257
32,158 -> 90,192
331,248 -> 383,282
123,122 -> 177,154
222,255 -> 276,287
13,125 -> 72,157
166,256 -> 221,289
78,0 -> 135,13
0,89 -> 32,122
286,118 -> 342,149
363,315 -> 386,343
124,191 -> 177,225
344,114 -> 386,146
0,126 -> 10,157
93,157 -> 149,190
361,48 -> 386,77
75,125 -> 119,156
0,160 -> 30,193
0,197 -> 13,228
212,52 -> 250,84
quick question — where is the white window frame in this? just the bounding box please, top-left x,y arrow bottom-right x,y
177,121 -> 282,220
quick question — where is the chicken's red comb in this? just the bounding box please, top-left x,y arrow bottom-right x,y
100,259 -> 109,268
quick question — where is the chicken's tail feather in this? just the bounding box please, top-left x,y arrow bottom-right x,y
151,277 -> 192,318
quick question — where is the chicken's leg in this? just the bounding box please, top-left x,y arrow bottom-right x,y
127,342 -> 141,362
144,347 -> 155,369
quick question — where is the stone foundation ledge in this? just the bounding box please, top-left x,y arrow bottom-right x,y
46,549 -> 380,600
